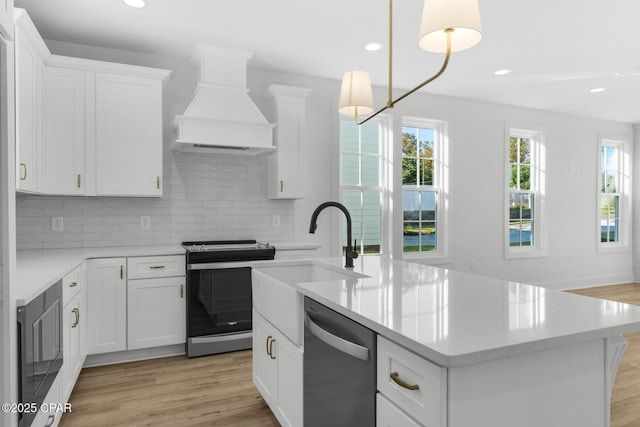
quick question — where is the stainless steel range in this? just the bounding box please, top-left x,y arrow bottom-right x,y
183,240 -> 276,357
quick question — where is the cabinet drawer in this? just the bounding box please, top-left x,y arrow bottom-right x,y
127,255 -> 185,279
377,336 -> 447,426
377,393 -> 423,427
62,264 -> 83,306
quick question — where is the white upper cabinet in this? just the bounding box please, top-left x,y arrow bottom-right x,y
95,72 -> 164,196
42,66 -> 85,195
265,84 -> 312,200
14,10 -> 46,193
13,9 -> 171,197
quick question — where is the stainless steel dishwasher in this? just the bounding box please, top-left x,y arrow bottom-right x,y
304,297 -> 376,426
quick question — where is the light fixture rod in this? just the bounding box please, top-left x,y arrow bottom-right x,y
355,0 -> 453,125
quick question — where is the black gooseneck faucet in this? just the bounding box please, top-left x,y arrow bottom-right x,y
309,201 -> 358,268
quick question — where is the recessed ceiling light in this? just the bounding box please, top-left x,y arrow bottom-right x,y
589,87 -> 607,93
364,43 -> 383,52
124,0 -> 146,8
494,69 -> 511,76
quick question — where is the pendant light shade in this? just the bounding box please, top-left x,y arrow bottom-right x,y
418,0 -> 482,53
338,70 -> 374,116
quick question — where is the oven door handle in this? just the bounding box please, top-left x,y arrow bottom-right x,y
188,261 -> 255,270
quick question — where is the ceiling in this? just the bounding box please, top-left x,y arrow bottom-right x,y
14,0 -> 640,124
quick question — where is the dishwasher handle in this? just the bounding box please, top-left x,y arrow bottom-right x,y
305,312 -> 370,362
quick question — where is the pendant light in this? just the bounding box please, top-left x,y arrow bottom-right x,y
338,0 -> 482,125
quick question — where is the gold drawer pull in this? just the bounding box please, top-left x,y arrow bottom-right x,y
149,265 -> 165,269
69,281 -> 78,288
390,372 -> 419,391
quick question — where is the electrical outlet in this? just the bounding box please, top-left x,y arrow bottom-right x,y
469,258 -> 478,270
140,216 -> 151,230
272,215 -> 281,227
52,216 -> 63,232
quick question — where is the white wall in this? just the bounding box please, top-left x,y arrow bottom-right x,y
633,124 -> 640,279
14,40 -> 635,289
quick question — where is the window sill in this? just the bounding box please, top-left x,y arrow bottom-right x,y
402,252 -> 451,265
597,244 -> 631,254
504,246 -> 548,260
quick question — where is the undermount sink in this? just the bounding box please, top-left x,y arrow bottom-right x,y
257,261 -> 367,285
252,261 -> 368,346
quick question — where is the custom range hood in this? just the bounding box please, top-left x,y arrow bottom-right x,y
172,45 -> 275,155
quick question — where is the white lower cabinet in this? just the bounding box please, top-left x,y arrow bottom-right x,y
377,393 -> 422,427
253,310 -> 303,427
87,258 -> 127,354
87,255 -> 186,355
377,335 -> 447,427
127,277 -> 185,350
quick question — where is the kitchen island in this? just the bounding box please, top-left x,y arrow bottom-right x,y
252,255 -> 640,427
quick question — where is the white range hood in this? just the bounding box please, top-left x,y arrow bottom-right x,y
172,45 -> 275,155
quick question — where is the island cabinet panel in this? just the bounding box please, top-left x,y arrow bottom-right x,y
447,338 -> 605,427
377,393 -> 422,427
377,336 -> 447,427
95,72 -> 163,197
252,310 -> 303,427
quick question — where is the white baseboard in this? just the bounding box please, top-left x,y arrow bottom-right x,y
83,343 -> 186,368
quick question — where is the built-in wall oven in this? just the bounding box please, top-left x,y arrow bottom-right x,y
184,240 -> 276,357
17,280 -> 63,427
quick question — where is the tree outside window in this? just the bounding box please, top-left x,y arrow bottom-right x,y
402,125 -> 438,253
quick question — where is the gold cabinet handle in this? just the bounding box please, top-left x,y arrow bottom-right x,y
20,163 -> 27,181
149,265 -> 165,269
71,308 -> 80,328
266,335 -> 272,356
280,180 -> 284,192
77,174 -> 81,188
69,281 -> 78,288
390,372 -> 419,391
180,284 -> 184,298
269,337 -> 276,359
120,265 -> 124,279
156,176 -> 160,189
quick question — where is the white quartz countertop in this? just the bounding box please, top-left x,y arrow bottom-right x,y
15,245 -> 185,306
14,241 -> 317,306
275,256 -> 640,367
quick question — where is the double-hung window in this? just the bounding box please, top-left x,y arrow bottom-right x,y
505,127 -> 546,258
339,118 -> 385,255
598,138 -> 629,251
402,118 -> 447,257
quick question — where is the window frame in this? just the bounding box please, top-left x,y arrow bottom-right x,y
597,137 -> 630,253
339,115 -> 389,256
400,117 -> 449,261
504,126 -> 547,259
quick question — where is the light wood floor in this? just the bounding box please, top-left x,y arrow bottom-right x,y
59,350 -> 279,427
60,284 -> 640,427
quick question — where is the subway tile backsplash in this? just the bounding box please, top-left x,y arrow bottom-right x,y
16,152 -> 295,250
